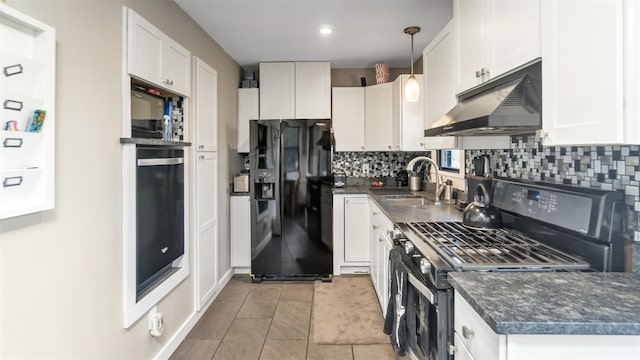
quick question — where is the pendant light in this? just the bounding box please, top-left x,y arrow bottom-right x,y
404,26 -> 421,102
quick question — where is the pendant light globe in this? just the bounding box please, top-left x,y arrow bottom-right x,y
404,26 -> 421,102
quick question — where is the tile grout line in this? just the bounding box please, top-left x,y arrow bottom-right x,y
305,282 -> 315,360
209,280 -> 255,360
257,283 -> 283,360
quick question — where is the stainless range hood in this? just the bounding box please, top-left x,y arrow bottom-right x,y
424,63 -> 542,137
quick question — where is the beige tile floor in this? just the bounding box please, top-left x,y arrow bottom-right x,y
170,275 -> 399,360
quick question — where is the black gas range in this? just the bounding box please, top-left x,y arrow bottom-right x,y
389,177 -> 626,360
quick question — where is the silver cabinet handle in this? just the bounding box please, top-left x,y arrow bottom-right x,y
372,224 -> 380,230
199,155 -> 205,159
462,325 -> 475,339
137,158 -> 184,166
475,69 -> 482,78
388,145 -> 392,149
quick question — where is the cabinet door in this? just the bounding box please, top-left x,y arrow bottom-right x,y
423,21 -> 458,150
259,62 -> 295,119
380,237 -> 393,317
295,62 -> 331,119
394,74 -> 425,151
332,87 -> 365,151
344,197 -> 370,262
486,0 -> 540,82
365,82 -> 394,151
193,58 -> 217,151
195,152 -> 218,310
230,195 -> 251,267
164,38 -> 191,96
541,0 -> 623,145
369,215 -> 379,296
454,0 -> 486,94
237,88 -> 259,153
453,332 -> 476,360
127,9 -> 163,86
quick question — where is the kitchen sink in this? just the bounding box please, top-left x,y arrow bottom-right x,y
384,197 -> 434,206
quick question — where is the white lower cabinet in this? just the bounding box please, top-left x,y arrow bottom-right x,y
230,195 -> 251,270
333,194 -> 370,274
454,291 -> 640,360
369,200 -> 394,315
194,152 -> 218,311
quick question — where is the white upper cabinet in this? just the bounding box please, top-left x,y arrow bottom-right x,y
540,0 -> 638,145
365,82 -> 394,151
392,74 -> 425,151
454,0 -> 540,94
422,21 -> 458,150
295,62 -> 331,119
127,9 -> 190,96
237,88 -> 259,153
193,57 -> 217,151
259,62 -> 295,119
332,87 -> 365,151
259,61 -> 330,119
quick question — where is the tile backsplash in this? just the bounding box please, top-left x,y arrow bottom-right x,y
332,151 -> 430,177
466,135 -> 640,273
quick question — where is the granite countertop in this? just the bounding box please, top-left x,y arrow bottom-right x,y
333,185 -> 463,223
448,272 -> 640,336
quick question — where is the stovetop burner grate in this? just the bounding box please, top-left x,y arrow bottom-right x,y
406,222 -> 590,271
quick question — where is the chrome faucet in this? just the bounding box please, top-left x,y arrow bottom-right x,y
406,156 -> 441,203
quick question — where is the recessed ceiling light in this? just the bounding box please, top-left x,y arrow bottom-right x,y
320,26 -> 333,35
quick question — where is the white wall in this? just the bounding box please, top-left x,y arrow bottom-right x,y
0,0 -> 239,358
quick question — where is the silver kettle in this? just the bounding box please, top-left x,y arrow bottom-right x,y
462,184 -> 502,230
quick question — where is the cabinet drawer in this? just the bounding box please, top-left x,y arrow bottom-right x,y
0,168 -> 44,207
454,291 -> 505,360
1,131 -> 44,169
369,200 -> 393,233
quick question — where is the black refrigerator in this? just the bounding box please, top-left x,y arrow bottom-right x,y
249,119 -> 333,282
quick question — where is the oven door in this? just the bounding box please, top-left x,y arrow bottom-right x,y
405,255 -> 453,360
136,146 -> 185,297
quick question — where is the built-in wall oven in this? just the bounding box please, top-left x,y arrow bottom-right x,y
136,146 -> 184,298
389,178 -> 625,360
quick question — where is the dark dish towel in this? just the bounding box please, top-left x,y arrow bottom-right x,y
383,247 -> 418,356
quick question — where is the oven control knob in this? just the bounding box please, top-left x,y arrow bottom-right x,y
403,242 -> 414,254
420,258 -> 431,274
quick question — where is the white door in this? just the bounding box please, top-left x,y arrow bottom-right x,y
164,38 -> 191,96
230,195 -> 251,267
295,62 -> 331,119
332,87 -> 365,151
193,58 -> 218,151
365,82 -> 393,151
343,197 -> 370,262
195,152 -> 218,310
127,9 -> 163,85
541,0 -> 623,145
259,62 -> 295,119
237,88 -> 259,153
454,0 -> 487,93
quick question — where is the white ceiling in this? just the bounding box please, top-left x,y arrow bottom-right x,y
175,0 -> 453,69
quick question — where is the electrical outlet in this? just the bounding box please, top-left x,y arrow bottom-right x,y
362,163 -> 369,176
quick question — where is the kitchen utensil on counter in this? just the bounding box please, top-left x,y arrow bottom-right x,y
444,179 -> 453,201
332,173 -> 347,188
471,155 -> 491,177
233,173 -> 250,193
462,183 -> 502,230
395,170 -> 408,187
409,175 -> 422,191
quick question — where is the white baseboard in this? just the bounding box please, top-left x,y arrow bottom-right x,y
154,268 -> 234,360
233,266 -> 251,274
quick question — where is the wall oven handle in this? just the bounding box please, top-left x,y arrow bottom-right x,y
137,158 -> 184,166
407,272 -> 436,305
